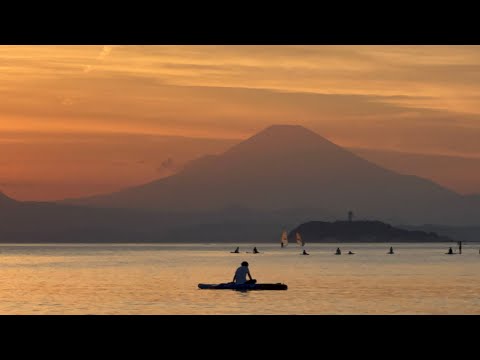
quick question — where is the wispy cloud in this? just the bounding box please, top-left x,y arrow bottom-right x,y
98,45 -> 114,60
82,45 -> 117,73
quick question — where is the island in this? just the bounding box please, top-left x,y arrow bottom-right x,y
289,220 -> 453,242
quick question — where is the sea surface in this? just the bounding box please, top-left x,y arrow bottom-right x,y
0,243 -> 479,314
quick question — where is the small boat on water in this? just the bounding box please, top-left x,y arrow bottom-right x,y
281,230 -> 288,248
296,232 -> 309,255
296,232 -> 304,247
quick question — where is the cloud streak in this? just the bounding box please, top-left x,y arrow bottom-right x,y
83,45 -> 117,73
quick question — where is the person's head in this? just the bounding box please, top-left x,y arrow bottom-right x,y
241,261 -> 249,267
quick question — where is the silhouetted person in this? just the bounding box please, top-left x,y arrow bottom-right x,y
348,251 -> 355,255
253,247 -> 259,254
447,247 -> 453,255
302,249 -> 309,255
458,241 -> 462,254
388,247 -> 394,254
232,261 -> 256,284
231,247 -> 240,253
281,242 -> 284,248
335,248 -> 341,255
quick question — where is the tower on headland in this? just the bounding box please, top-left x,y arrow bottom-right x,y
348,210 -> 353,222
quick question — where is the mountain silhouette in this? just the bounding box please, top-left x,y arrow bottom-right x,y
63,125 -> 478,225
0,189 -> 183,242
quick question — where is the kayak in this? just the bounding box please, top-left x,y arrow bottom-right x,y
198,283 -> 288,291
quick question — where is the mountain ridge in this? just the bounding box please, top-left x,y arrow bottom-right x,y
60,124 -> 477,225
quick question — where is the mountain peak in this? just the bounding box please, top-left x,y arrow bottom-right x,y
225,124 -> 341,156
258,124 -> 323,137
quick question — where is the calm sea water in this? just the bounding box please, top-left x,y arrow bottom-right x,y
0,243 -> 479,314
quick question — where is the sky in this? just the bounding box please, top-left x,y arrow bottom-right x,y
1,45 -> 480,200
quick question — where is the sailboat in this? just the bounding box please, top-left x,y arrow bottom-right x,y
296,232 -> 305,247
281,230 -> 288,248
296,232 -> 309,254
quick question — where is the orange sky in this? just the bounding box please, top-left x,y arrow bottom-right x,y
2,45 -> 480,200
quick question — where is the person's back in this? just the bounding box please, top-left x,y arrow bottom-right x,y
233,261 -> 254,284
448,247 -> 453,254
336,248 -> 341,255
234,266 -> 248,284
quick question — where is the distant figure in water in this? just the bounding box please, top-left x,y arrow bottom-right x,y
335,248 -> 341,255
232,261 -> 256,285
388,247 -> 394,254
231,247 -> 240,254
253,247 -> 259,254
281,242 -> 284,248
447,247 -> 454,255
302,249 -> 309,255
348,251 -> 355,255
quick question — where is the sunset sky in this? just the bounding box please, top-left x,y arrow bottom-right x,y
2,45 -> 480,200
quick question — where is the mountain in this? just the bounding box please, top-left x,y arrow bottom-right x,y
349,148 -> 480,196
64,125 -> 479,226
289,220 -> 452,243
0,189 -> 311,243
0,190 -> 177,242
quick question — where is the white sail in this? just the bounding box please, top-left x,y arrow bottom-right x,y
281,230 -> 288,247
296,232 -> 305,247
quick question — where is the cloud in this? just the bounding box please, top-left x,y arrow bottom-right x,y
61,97 -> 74,106
160,157 -> 175,170
82,45 -> 117,73
98,46 -> 114,60
156,157 -> 179,174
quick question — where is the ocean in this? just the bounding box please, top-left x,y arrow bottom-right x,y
0,242 -> 478,314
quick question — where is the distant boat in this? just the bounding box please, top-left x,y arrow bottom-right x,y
296,232 -> 305,247
281,230 -> 288,248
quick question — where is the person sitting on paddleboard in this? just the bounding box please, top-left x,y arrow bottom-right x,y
232,261 -> 256,284
253,247 -> 259,254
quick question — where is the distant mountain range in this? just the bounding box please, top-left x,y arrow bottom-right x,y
1,124 -> 480,243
